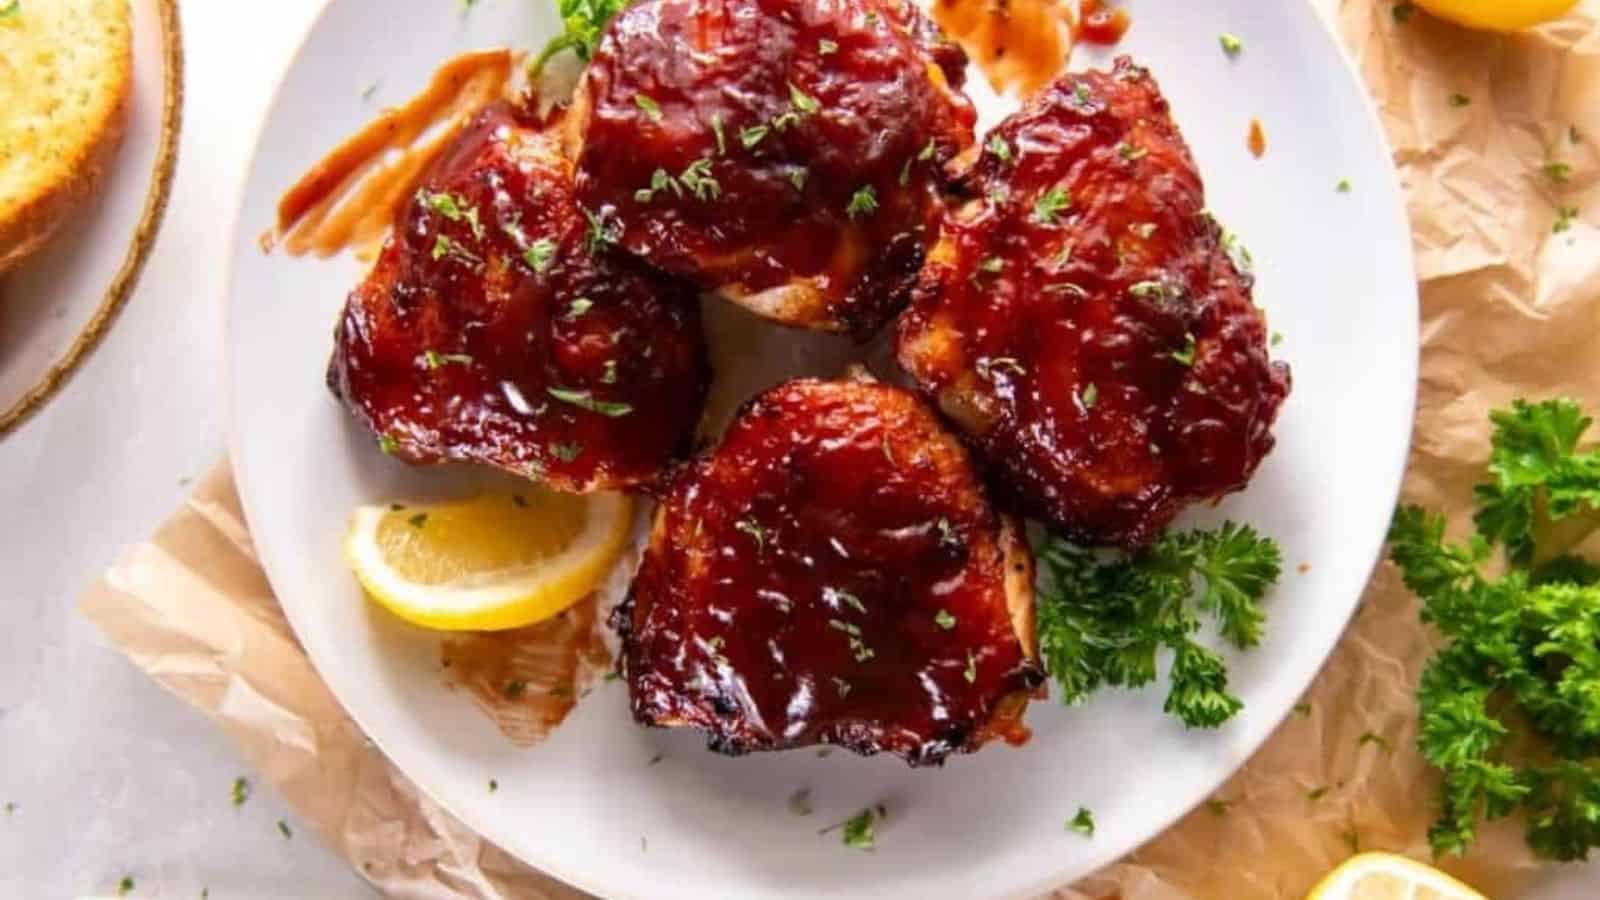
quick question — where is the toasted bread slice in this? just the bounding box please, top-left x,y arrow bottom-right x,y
0,0 -> 133,275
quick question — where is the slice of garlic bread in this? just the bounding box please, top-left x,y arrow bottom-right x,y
0,0 -> 133,274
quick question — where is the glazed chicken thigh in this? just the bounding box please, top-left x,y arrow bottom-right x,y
570,0 -> 977,338
897,59 -> 1291,547
329,103 -> 711,492
616,377 -> 1042,765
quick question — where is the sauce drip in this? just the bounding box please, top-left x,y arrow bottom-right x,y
932,0 -> 1078,97
274,49 -> 514,261
1248,118 -> 1267,158
440,594 -> 612,747
1076,0 -> 1131,45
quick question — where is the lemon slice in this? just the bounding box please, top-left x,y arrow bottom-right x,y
1307,852 -> 1487,900
1413,0 -> 1578,32
344,489 -> 633,631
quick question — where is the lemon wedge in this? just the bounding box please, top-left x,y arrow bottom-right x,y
344,489 -> 633,631
1413,0 -> 1578,32
1306,852 -> 1487,900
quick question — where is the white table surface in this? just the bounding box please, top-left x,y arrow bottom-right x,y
0,1 -> 1594,898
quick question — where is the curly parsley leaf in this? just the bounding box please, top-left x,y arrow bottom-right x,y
1388,398 -> 1600,861
1035,522 -> 1280,728
530,0 -> 631,79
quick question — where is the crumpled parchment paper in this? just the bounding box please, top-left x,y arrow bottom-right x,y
78,1 -> 1600,896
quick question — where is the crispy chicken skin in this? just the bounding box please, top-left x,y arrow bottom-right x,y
897,59 -> 1291,547
615,377 -> 1042,765
328,103 -> 711,492
571,0 -> 977,338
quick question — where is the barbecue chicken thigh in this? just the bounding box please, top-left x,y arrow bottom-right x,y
616,377 -> 1042,765
570,0 -> 977,338
897,59 -> 1291,547
329,103 -> 712,492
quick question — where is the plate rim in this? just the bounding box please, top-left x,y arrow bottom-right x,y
0,0 -> 186,438
223,1 -> 1421,896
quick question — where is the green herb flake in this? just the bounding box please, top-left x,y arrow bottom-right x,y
117,877 -> 135,897
788,82 -> 821,115
1118,142 -> 1148,162
789,786 -> 815,815
788,168 -> 809,191
739,124 -> 770,150
987,134 -> 1013,163
977,256 -> 1005,274
489,778 -> 499,793
736,517 -> 767,551
549,441 -> 584,463
1068,807 -> 1095,837
1206,799 -> 1231,816
1544,162 -> 1573,184
278,820 -> 293,839
679,158 -> 721,201
1358,730 -> 1392,754
1293,700 -> 1311,717
839,808 -> 877,850
1219,33 -> 1244,58
635,94 -> 664,122
408,513 -> 429,529
231,776 -> 250,807
568,297 -> 594,317
601,360 -> 619,384
378,434 -> 400,455
846,185 -> 879,220
976,356 -> 1026,380
963,651 -> 979,683
1307,785 -> 1329,801
1554,206 -> 1579,234
710,114 -> 726,155
547,386 -> 633,418
1171,333 -> 1198,367
1033,187 -> 1072,225
1392,2 -> 1415,24
504,680 -> 528,699
523,238 -> 556,273
818,38 -> 839,54
918,138 -> 937,162
0,0 -> 20,19
1336,178 -> 1352,193
1449,93 -> 1471,108
935,609 -> 957,630
1080,383 -> 1099,411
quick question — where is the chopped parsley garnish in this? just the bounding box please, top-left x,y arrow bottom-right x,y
601,360 -> 619,384
1336,178 -> 1352,193
1068,807 -> 1095,837
1308,785 -> 1330,800
739,124 -> 770,150
1073,82 -> 1094,110
963,651 -> 978,683
1449,92 -> 1471,108
1385,398 -> 1600,860
431,234 -> 483,269
1118,142 -> 1148,162
1079,382 -> 1099,411
1036,522 -> 1282,728
1127,280 -> 1168,299
568,297 -> 594,317
818,38 -> 839,54
549,441 -> 584,463
987,134 -> 1013,162
419,190 -> 483,238
976,256 -> 1005,274
788,82 -> 821,115
936,516 -> 961,550
846,185 -> 879,220
935,609 -> 957,630
378,434 -> 399,455
839,808 -> 877,850
1392,2 -> 1415,24
918,138 -> 937,162
829,587 -> 867,615
1554,206 -> 1579,234
547,387 -> 633,417
1544,162 -> 1573,184
408,513 -> 429,529
788,168 -> 809,191
489,779 -> 499,793
278,820 -> 293,839
581,207 -> 621,253
789,787 -> 814,815
1293,701 -> 1312,717
635,168 -> 683,204
118,877 -> 134,897
630,93 -> 662,120
503,679 -> 528,699
529,0 -> 629,78
423,350 -> 474,369
679,158 -> 721,201
231,776 -> 250,807
1358,731 -> 1393,754
735,517 -> 766,551
0,0 -> 19,19
1032,187 -> 1072,225
1171,333 -> 1197,367
522,237 -> 557,273
1219,33 -> 1244,58
710,114 -> 726,155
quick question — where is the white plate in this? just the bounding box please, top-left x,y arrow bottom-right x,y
0,0 -> 181,436
225,2 -> 1417,897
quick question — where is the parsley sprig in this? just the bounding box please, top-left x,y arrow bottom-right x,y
1035,523 -> 1281,728
1389,398 -> 1600,861
529,0 -> 630,79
